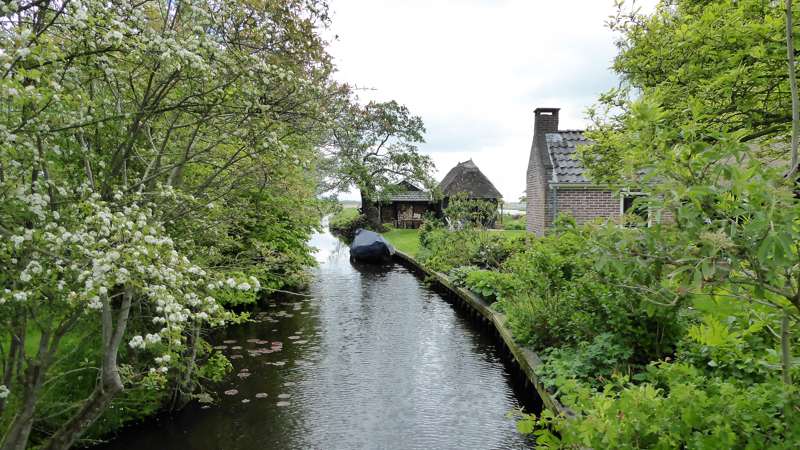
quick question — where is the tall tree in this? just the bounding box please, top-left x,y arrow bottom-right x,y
581,0 -> 800,184
0,0 -> 338,448
326,99 -> 434,227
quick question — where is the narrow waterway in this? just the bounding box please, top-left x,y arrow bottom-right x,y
99,224 -> 534,449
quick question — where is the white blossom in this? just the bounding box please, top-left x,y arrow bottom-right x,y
129,335 -> 145,349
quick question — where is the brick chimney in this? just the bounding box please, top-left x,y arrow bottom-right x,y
534,107 -> 560,169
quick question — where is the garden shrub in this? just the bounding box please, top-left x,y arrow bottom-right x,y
463,270 -> 520,303
420,228 -> 523,273
538,333 -> 635,390
418,214 -> 445,249
526,363 -> 800,449
447,265 -> 481,288
329,209 -> 369,241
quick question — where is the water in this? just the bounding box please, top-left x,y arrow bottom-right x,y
98,224 -> 535,449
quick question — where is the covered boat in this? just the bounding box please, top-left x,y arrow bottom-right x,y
349,229 -> 395,263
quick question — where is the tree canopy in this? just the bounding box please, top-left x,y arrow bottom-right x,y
581,0 -> 799,184
0,1 -> 348,448
324,99 -> 434,226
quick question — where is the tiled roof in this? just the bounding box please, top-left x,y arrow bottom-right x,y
387,190 -> 432,202
545,131 -> 592,184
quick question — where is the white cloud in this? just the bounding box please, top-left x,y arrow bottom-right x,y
327,0 -> 658,200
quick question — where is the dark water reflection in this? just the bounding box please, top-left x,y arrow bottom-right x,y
99,224 -> 533,449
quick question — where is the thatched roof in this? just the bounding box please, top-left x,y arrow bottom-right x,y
438,159 -> 502,199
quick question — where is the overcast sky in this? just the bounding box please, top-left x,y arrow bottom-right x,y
327,0 -> 658,202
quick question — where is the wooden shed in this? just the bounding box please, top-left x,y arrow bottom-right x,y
378,181 -> 436,229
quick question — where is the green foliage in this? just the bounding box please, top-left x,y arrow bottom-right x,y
463,270 -> 520,303
582,0 -> 797,184
498,224 -> 683,362
511,1 -> 800,446
539,333 -> 634,390
500,214 -> 526,230
418,229 -> 523,273
0,0 -> 341,447
323,99 -> 434,226
329,208 -> 369,241
447,265 -> 482,288
418,214 -> 445,249
198,351 -> 234,384
529,364 -> 800,449
381,229 -> 422,256
443,192 -> 499,229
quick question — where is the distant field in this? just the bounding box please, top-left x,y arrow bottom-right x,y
339,200 -> 361,209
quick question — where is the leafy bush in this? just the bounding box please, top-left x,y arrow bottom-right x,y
329,208 -> 369,240
675,312 -> 799,385
418,214 -> 445,249
497,225 -> 683,362
463,270 -> 520,303
524,363 -> 800,449
539,333 -> 635,390
447,265 -> 481,288
500,213 -> 526,230
443,192 -> 498,229
419,229 -> 523,273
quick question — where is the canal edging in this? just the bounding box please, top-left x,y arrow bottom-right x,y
393,250 -> 575,419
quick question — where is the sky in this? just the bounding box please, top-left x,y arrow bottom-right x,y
326,0 -> 658,202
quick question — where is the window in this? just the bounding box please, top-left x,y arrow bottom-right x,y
620,192 -> 649,227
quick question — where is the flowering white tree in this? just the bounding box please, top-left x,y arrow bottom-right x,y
0,0 -> 337,448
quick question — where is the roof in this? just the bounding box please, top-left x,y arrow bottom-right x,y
545,131 -> 592,184
387,190 -> 432,202
438,159 -> 502,199
385,180 -> 432,202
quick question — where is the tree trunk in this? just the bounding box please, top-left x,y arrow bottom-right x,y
1,377 -> 40,450
0,330 -> 21,415
42,291 -> 132,450
1,330 -> 49,450
787,0 -> 799,177
360,190 -> 380,229
171,321 -> 201,410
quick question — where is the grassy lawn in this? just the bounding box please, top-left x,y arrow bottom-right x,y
382,229 -> 421,256
383,228 -> 529,257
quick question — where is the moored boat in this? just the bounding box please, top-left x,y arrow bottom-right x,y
349,229 -> 395,263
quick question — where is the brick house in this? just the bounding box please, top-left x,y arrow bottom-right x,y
526,107 -> 632,235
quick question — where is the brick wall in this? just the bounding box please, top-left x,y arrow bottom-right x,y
526,108 -> 560,236
526,147 -> 547,235
552,188 -> 620,225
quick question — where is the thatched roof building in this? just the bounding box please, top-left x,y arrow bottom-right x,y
438,159 -> 502,201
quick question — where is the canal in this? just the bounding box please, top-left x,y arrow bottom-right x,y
99,223 -> 536,449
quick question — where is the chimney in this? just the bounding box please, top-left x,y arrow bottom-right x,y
534,107 -> 559,168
